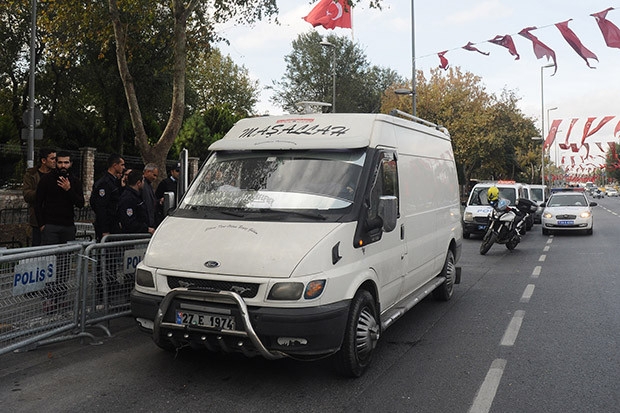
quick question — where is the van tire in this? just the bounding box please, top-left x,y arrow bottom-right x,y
433,250 -> 455,301
336,290 -> 379,378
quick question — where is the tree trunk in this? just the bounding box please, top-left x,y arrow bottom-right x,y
108,0 -> 199,185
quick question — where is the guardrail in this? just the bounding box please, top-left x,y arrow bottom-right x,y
0,236 -> 150,356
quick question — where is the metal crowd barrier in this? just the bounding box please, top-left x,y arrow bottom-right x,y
0,235 -> 150,356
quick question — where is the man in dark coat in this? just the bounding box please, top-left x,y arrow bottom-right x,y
35,150 -> 85,245
155,162 -> 180,225
90,153 -> 125,241
117,170 -> 153,234
23,148 -> 56,246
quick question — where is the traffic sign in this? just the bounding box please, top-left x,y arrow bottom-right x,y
22,106 -> 43,127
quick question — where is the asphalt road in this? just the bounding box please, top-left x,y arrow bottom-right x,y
2,197 -> 619,412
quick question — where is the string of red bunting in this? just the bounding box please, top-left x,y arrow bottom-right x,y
435,7 -> 619,71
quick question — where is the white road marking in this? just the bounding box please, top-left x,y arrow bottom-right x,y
469,359 -> 508,413
543,246 -> 550,252
546,238 -> 553,244
532,266 -> 541,278
500,310 -> 525,346
520,284 -> 535,303
538,255 -> 546,262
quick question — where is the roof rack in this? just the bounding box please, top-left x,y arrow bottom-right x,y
296,101 -> 331,114
388,109 -> 450,136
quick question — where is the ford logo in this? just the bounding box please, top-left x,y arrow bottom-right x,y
204,260 -> 220,268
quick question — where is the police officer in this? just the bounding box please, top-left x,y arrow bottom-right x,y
90,154 -> 125,241
117,170 -> 154,234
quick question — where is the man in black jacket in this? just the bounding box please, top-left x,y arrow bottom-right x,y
35,150 -> 85,245
90,153 -> 125,241
117,170 -> 153,234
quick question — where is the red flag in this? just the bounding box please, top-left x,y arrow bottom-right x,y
518,27 -> 557,74
488,35 -> 519,59
569,144 -> 579,153
544,119 -> 562,150
438,51 -> 449,70
591,8 -> 620,49
303,0 -> 352,30
595,142 -> 604,152
615,119 -> 620,137
555,20 -> 598,68
462,42 -> 489,56
581,116 -> 615,145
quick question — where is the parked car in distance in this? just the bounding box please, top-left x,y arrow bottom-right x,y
606,188 -> 618,197
541,191 -> 597,235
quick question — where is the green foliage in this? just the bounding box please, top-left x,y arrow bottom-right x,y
173,106 -> 242,162
605,142 -> 620,182
271,31 -> 403,113
381,67 -> 538,184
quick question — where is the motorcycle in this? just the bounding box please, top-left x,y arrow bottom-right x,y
479,197 -> 537,255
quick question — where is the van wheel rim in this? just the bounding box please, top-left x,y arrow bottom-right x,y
355,308 -> 379,359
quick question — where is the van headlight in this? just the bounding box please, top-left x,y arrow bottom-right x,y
268,280 -> 326,300
135,268 -> 155,288
463,212 -> 473,222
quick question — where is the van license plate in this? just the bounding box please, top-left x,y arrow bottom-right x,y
557,220 -> 574,226
176,311 -> 236,330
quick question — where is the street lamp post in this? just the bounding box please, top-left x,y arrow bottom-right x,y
540,63 -> 554,186
320,38 -> 336,113
532,136 -> 544,185
410,0 -> 416,116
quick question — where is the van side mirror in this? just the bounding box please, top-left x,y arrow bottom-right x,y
163,191 -> 176,216
379,195 -> 398,232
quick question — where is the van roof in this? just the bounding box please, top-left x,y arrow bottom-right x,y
209,113 -> 450,151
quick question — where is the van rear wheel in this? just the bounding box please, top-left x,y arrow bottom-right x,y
433,250 -> 455,301
336,290 -> 379,378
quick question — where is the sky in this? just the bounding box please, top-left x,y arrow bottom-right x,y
215,1 -> 620,174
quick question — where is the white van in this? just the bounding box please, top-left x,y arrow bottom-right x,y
525,184 -> 549,223
462,181 -> 527,238
131,113 -> 462,377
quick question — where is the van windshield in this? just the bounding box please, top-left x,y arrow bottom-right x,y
179,150 -> 366,211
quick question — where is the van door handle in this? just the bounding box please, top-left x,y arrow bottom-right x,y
400,224 -> 405,240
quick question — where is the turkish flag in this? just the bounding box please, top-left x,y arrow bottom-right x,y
544,119 -> 562,150
462,42 -> 489,56
488,35 -> 520,59
518,27 -> 557,74
591,8 -> 620,49
303,0 -> 352,30
555,20 -> 598,68
438,51 -> 449,70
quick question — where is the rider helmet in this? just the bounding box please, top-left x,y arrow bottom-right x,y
487,186 -> 499,204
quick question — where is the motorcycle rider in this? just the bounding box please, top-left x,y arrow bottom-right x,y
487,186 -> 526,234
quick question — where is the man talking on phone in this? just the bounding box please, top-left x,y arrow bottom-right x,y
35,150 -> 85,245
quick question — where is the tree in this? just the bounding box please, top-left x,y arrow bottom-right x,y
381,67 -> 538,184
188,49 -> 259,117
271,31 -> 402,113
605,142 -> 620,183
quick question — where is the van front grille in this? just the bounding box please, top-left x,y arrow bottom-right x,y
167,277 -> 259,298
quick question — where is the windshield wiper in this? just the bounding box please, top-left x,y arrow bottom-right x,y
258,208 -> 326,220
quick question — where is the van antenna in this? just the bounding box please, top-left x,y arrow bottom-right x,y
296,101 -> 331,115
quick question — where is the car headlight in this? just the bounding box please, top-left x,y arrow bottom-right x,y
135,267 -> 155,288
543,212 -> 553,219
463,212 -> 473,222
580,211 -> 591,218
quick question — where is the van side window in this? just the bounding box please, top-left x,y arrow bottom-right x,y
367,153 -> 399,226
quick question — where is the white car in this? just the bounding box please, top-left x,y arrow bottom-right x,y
541,191 -> 596,235
606,188 -> 618,197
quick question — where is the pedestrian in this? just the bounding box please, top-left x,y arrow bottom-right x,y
117,170 -> 153,234
142,163 -> 159,229
22,148 -> 56,246
90,153 -> 125,242
155,162 -> 180,224
35,150 -> 85,245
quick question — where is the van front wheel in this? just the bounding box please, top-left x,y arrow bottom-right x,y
336,290 -> 379,378
433,250 -> 455,301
